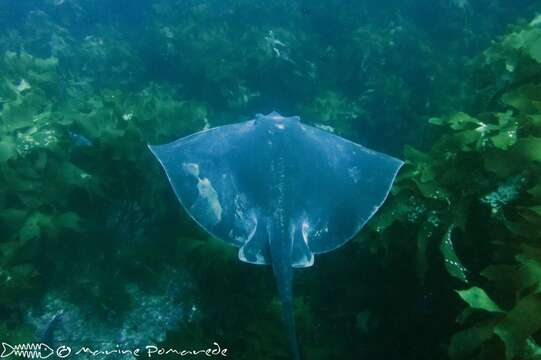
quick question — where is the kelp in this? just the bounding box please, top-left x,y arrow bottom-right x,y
0,47 -> 208,341
368,15 -> 541,360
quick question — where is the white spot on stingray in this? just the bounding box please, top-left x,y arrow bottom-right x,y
182,162 -> 222,224
309,221 -> 329,241
348,166 -> 361,184
197,178 -> 222,222
183,162 -> 200,177
275,123 -> 285,129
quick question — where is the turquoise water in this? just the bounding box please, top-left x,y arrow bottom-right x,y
1,1 -> 540,359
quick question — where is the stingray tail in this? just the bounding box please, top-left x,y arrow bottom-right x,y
271,239 -> 301,360
281,295 -> 301,360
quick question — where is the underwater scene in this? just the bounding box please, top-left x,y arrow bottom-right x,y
1,0 -> 541,359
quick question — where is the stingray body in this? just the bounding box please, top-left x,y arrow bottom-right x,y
149,112 -> 403,359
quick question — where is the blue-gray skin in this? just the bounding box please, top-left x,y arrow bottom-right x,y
149,112 -> 403,360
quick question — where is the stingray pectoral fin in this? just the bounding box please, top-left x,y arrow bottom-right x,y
148,121 -> 260,248
292,125 -> 404,255
149,114 -> 403,266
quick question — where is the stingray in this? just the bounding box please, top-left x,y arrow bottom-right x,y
149,111 -> 403,359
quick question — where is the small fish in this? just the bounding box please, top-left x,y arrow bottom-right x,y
68,131 -> 93,147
